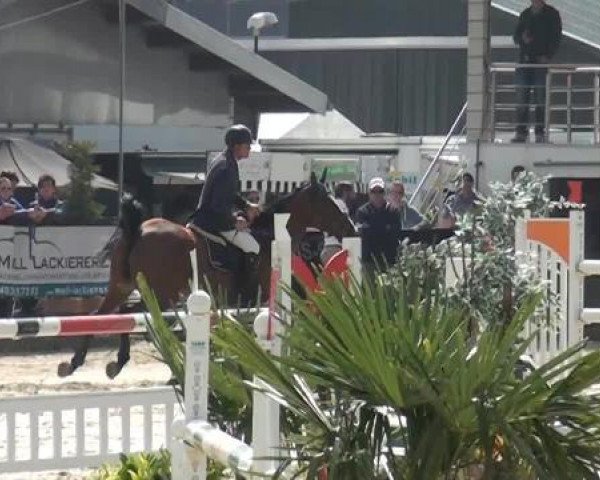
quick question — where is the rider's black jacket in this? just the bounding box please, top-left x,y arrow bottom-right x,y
191,149 -> 248,233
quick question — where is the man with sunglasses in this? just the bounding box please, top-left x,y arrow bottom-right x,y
355,177 -> 401,272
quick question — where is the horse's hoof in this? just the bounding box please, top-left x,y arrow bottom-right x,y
57,362 -> 74,377
105,361 -> 123,379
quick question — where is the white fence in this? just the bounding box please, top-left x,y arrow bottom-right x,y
0,387 -> 179,474
515,210 -> 600,365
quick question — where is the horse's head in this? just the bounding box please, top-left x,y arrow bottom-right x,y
286,174 -> 357,241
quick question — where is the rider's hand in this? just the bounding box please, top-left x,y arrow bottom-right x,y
246,203 -> 261,223
235,216 -> 249,231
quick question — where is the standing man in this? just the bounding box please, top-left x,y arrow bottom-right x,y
189,124 -> 261,300
440,173 -> 481,227
512,0 -> 562,143
355,177 -> 401,272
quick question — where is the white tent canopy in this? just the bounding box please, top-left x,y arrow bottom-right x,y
258,109 -> 364,141
0,138 -> 116,190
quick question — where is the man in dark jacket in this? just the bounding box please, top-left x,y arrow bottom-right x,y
189,125 -> 260,300
355,177 -> 401,272
512,0 -> 562,143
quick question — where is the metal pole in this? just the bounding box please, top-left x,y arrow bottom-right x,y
566,73 -> 572,144
408,101 -> 467,207
544,70 -> 552,142
118,0 -> 126,210
594,73 -> 600,145
490,70 -> 497,142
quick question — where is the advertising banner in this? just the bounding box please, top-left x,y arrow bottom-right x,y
0,226 -> 113,297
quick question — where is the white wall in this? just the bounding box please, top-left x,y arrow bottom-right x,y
0,1 -> 231,127
463,143 -> 600,193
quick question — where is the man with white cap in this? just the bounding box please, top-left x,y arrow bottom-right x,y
355,177 -> 401,271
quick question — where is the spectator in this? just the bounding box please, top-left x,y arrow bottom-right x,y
332,181 -> 355,216
245,190 -> 261,205
0,177 -> 25,224
321,181 -> 356,265
0,171 -> 20,190
28,174 -> 64,225
511,165 -> 526,182
387,181 -> 428,230
440,173 -> 482,227
512,0 -> 562,143
355,177 -> 401,271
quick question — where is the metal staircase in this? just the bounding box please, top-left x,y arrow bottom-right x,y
409,102 -> 467,220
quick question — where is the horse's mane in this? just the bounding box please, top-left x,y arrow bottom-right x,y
251,189 -> 298,231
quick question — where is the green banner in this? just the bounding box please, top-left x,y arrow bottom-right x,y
311,159 -> 359,182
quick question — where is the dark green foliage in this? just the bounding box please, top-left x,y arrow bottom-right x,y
59,141 -> 105,224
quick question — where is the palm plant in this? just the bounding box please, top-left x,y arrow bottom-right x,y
213,271 -> 600,479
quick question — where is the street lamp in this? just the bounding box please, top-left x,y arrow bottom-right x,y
247,12 -> 278,53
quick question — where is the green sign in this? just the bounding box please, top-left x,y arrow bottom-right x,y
311,159 -> 359,182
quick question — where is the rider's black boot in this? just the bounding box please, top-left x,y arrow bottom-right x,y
239,253 -> 260,307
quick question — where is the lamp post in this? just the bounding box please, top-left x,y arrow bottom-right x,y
118,0 -> 126,211
246,12 -> 278,53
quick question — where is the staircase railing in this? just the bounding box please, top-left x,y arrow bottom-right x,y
490,63 -> 600,144
409,101 -> 467,217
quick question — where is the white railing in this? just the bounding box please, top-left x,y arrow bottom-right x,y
490,63 -> 600,144
0,387 -> 179,474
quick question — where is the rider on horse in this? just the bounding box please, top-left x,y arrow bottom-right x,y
188,124 -> 261,302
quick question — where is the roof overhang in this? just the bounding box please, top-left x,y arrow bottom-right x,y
234,36 -> 516,52
140,152 -> 206,185
260,135 -> 425,154
126,0 -> 329,114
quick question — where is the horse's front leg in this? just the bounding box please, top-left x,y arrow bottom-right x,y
105,333 -> 130,379
57,335 -> 91,377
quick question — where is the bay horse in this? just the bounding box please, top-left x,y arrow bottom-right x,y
58,174 -> 357,378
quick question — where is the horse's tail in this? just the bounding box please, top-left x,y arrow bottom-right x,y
95,194 -> 144,276
96,228 -> 122,265
97,194 -> 145,281
119,193 -> 144,248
